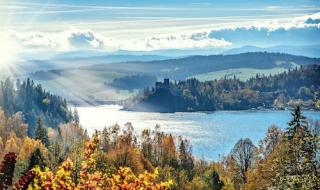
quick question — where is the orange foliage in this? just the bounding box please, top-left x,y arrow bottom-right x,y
28,130 -> 173,190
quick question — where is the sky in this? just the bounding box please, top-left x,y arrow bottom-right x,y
0,0 -> 320,60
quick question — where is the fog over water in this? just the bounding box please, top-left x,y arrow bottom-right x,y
78,105 -> 320,160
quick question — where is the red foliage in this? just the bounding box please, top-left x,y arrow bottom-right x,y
0,152 -> 17,189
13,170 -> 36,190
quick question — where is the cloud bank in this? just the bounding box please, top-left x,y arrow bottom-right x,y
7,29 -> 232,52
5,12 -> 320,53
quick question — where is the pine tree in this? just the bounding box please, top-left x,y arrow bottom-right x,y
34,118 -> 49,148
27,148 -> 46,171
205,170 -> 224,190
73,107 -> 80,126
278,105 -> 318,188
178,137 -> 194,180
287,105 -> 307,140
284,105 -> 316,175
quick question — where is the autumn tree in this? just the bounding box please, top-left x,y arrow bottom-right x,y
12,170 -> 36,190
0,152 -> 16,189
230,138 -> 256,185
260,125 -> 282,157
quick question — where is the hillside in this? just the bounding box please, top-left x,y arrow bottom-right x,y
0,78 -> 73,136
126,65 -> 320,112
223,45 -> 320,58
83,52 -> 320,80
30,52 -> 320,104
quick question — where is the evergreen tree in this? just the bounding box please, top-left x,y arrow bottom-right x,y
27,148 -> 46,171
206,170 -> 224,190
287,105 -> 307,140
279,105 -> 318,188
178,137 -> 194,180
73,107 -> 80,126
35,118 -> 50,148
285,105 -> 316,175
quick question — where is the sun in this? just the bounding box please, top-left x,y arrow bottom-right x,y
0,31 -> 20,76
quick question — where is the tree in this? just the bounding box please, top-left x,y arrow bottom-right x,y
260,125 -> 282,157
13,170 -> 36,190
162,134 -> 178,168
287,105 -> 307,140
205,170 -> 224,190
34,118 -> 49,148
178,137 -> 194,180
230,138 -> 256,184
73,107 -> 80,126
277,105 -> 319,188
27,148 -> 46,171
1,78 -> 15,115
284,105 -> 316,175
0,152 -> 16,189
141,129 -> 153,162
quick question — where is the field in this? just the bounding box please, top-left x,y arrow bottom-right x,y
191,67 -> 289,81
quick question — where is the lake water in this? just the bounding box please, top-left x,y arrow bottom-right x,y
77,105 -> 320,160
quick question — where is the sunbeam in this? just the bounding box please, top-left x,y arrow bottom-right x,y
0,31 -> 21,78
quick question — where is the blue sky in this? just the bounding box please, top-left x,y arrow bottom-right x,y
0,0 -> 320,56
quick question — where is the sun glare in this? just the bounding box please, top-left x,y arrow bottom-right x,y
0,32 -> 19,76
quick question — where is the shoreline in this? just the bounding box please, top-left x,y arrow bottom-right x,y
73,103 -> 320,113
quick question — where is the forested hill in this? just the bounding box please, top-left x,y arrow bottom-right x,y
0,78 -> 72,136
85,52 -> 320,80
127,65 -> 320,112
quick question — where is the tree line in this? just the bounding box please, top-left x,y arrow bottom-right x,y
0,78 -> 73,136
128,64 -> 320,112
0,104 -> 319,189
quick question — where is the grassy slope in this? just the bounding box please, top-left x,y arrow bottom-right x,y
191,67 -> 289,81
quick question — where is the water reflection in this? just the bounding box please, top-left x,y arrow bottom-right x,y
77,105 -> 320,160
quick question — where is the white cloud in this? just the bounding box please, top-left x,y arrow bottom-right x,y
208,12 -> 320,32
68,30 -> 104,49
6,29 -> 232,52
4,12 -> 320,53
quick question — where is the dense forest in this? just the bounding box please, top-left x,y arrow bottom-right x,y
127,65 -> 320,112
0,78 -> 72,136
0,103 -> 319,189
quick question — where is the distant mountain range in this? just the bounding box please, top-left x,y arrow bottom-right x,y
224,45 -> 320,58
18,44 -> 319,76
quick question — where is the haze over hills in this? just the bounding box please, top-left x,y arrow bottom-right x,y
14,44 -> 319,78
29,52 -> 320,104
18,53 -> 172,74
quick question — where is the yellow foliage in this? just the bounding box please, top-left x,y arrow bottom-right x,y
4,133 -> 20,153
18,137 -> 48,162
316,99 -> 320,109
105,167 -> 173,190
27,131 -> 173,190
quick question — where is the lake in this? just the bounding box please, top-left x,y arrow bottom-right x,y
77,105 -> 320,160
